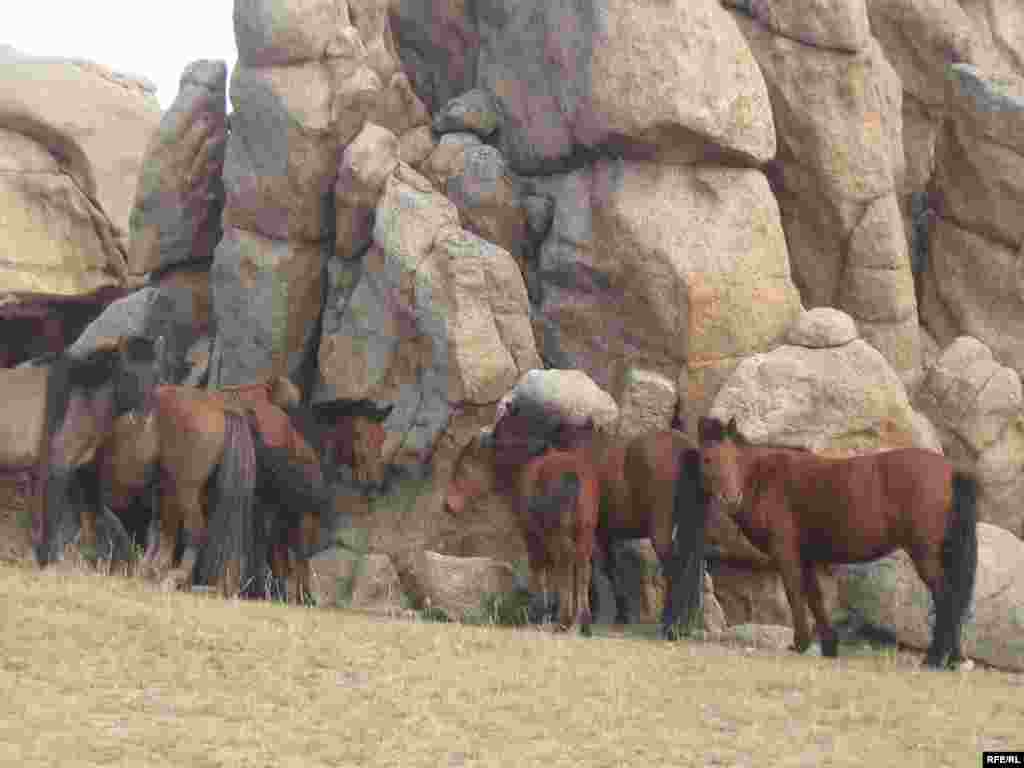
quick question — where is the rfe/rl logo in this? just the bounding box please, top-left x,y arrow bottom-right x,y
984,752 -> 1024,765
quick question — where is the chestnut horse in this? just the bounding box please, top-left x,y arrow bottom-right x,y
446,408 -> 710,638
4,336 -> 166,567
698,416 -> 978,669
520,448 -> 600,634
97,380 -> 390,601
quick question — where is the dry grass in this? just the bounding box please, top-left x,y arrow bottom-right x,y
1,561 -> 1022,768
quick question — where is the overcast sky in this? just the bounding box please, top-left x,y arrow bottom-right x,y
5,1 -> 238,110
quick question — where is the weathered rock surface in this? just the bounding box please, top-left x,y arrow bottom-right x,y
731,10 -> 918,374
709,326 -> 926,454
495,368 -> 620,432
532,160 -> 800,431
128,60 -> 228,275
915,336 -> 1024,534
209,228 -> 326,386
837,523 -> 1024,672
404,550 -> 518,622
0,47 -> 160,297
923,66 -> 1024,379
319,165 -> 540,463
309,547 -> 407,613
393,0 -> 776,174
787,307 -> 859,348
712,562 -> 840,629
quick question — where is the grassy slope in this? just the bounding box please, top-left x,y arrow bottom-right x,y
1,562 -> 1021,768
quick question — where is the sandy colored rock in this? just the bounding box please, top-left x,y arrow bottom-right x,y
319,167 -> 539,463
836,523 -> 1024,672
209,228 -> 326,386
710,339 -> 921,454
534,160 -> 800,409
0,47 -> 161,255
786,308 -> 859,348
467,0 -> 775,173
335,122 -> 400,260
614,368 -> 677,439
405,550 -> 518,622
496,369 -> 619,432
726,0 -> 872,52
309,547 -> 407,613
128,60 -> 227,275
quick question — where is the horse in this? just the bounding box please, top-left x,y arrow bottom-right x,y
697,416 -> 978,669
521,448 -> 599,634
445,404 -> 710,639
97,380 -> 390,601
0,335 -> 166,567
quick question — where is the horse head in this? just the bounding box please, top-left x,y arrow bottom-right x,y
697,415 -> 745,509
112,335 -> 166,419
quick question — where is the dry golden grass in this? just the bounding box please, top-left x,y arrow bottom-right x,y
1,561 -> 1022,768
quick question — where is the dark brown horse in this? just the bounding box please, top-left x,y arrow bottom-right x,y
3,335 -> 166,567
698,416 -> 978,669
520,447 -> 600,634
97,380 -> 390,601
445,405 -> 710,638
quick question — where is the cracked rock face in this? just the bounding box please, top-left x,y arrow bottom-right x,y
0,46 -> 160,298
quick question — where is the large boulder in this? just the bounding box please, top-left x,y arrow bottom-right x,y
68,279 -> 209,379
730,9 -> 918,375
923,65 -> 1024,380
404,550 -> 518,622
531,160 -> 801,431
709,311 -> 928,454
318,164 -> 541,464
209,228 -> 326,386
837,523 -> 1024,672
495,368 -> 620,432
915,337 -> 1024,534
128,60 -> 228,275
309,547 -> 408,614
0,48 -> 161,298
393,0 -> 775,174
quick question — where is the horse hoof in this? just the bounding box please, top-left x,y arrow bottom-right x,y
822,637 -> 839,658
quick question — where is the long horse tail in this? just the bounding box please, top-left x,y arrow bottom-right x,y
936,471 -> 979,662
250,417 -> 332,555
664,447 -> 711,638
199,410 -> 261,596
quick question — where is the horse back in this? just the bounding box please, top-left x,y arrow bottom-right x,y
760,446 -> 953,561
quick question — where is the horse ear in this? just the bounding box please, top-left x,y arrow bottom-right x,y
726,416 -> 739,439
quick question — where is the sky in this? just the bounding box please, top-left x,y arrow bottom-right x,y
5,1 -> 238,110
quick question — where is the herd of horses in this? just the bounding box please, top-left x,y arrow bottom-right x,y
1,334 -> 979,670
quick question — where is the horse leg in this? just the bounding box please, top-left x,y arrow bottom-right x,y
164,487 -> 206,591
75,465 -> 101,565
293,510 -> 319,606
802,561 -> 838,658
776,548 -> 813,653
576,556 -> 593,637
913,550 -> 950,669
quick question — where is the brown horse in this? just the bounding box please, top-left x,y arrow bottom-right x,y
445,406 -> 710,638
520,448 -> 599,634
98,380 -> 390,601
3,335 -> 166,567
697,416 -> 978,668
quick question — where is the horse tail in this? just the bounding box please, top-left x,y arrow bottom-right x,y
34,356 -> 76,565
665,447 -> 711,636
251,418 -> 332,554
200,411 -> 261,596
939,471 -> 979,654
